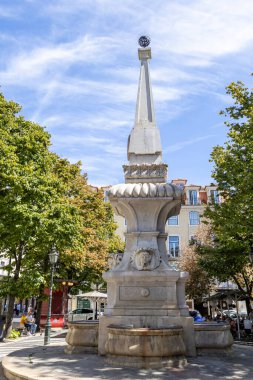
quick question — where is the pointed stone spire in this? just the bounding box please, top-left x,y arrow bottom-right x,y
135,48 -> 156,128
124,37 -> 167,183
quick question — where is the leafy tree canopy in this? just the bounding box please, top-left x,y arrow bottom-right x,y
179,223 -> 215,303
0,92 -> 122,304
197,78 -> 253,312
206,79 -> 253,252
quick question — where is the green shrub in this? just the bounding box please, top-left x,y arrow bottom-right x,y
9,329 -> 21,339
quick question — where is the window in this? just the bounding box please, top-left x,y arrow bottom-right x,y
210,190 -> 220,204
77,298 -> 91,309
189,211 -> 200,225
168,215 -> 178,225
189,190 -> 198,205
169,236 -> 179,257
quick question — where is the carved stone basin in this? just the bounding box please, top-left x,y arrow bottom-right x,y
194,323 -> 233,355
65,321 -> 99,354
105,325 -> 187,368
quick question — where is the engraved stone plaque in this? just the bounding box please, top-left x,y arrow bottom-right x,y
119,286 -> 167,301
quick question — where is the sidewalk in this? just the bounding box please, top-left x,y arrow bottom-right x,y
0,329 -> 66,380
2,343 -> 253,380
1,327 -> 66,344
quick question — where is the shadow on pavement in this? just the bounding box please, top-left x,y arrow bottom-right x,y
2,344 -> 253,380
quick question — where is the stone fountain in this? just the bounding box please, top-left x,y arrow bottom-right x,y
98,36 -> 196,367
65,37 -> 233,368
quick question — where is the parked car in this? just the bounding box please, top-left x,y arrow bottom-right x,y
189,310 -> 205,322
222,309 -> 247,329
67,308 -> 94,322
222,310 -> 237,319
222,309 -> 247,320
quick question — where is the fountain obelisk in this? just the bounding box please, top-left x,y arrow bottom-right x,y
99,37 -> 196,360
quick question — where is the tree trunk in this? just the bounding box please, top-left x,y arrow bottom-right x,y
245,297 -> 252,315
35,284 -> 46,332
3,243 -> 24,339
35,300 -> 42,332
3,294 -> 15,339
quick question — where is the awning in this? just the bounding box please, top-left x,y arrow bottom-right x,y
204,289 -> 248,302
77,291 -> 107,302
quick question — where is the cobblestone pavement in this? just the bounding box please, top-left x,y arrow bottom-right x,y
1,343 -> 253,380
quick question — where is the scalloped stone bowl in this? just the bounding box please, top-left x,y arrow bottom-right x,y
108,182 -> 182,198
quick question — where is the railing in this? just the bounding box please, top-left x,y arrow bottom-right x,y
183,199 -> 203,206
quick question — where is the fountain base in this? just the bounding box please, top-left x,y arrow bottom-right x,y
104,325 -> 187,369
65,321 -> 99,354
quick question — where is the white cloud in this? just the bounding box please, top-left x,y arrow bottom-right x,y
52,133 -> 126,159
45,0 -> 253,60
0,5 -> 17,18
0,35 -> 118,86
149,1 -> 253,58
1,0 -> 253,186
165,135 -> 217,153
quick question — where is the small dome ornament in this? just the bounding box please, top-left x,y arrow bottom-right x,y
138,35 -> 151,48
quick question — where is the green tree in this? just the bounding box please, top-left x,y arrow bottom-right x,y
179,223 -> 215,304
199,78 -> 253,313
207,79 -> 253,250
0,93 -> 84,337
62,186 -> 125,293
0,93 -> 124,336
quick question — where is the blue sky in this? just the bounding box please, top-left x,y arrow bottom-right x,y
1,0 -> 253,186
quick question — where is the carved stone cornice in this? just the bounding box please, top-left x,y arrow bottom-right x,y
123,163 -> 168,182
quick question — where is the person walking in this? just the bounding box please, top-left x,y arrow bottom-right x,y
243,317 -> 252,337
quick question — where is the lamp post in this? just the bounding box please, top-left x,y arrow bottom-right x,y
44,246 -> 59,345
249,247 -> 253,264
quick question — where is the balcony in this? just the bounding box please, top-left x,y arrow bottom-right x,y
183,199 -> 203,206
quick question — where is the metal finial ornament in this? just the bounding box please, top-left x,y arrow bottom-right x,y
138,36 -> 151,48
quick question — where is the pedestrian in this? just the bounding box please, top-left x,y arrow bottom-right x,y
14,304 -> 18,316
20,313 -> 28,333
28,304 -> 33,314
229,318 -> 237,339
243,317 -> 252,336
16,303 -> 21,316
26,311 -> 37,335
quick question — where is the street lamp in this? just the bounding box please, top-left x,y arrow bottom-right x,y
44,245 -> 59,345
249,247 -> 253,264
